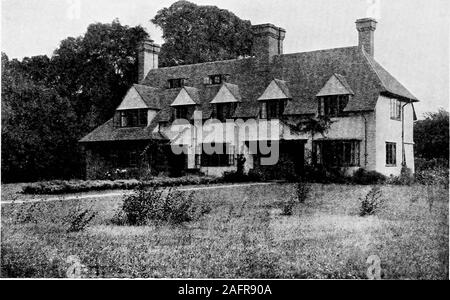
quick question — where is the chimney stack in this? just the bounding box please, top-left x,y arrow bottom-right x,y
356,18 -> 377,56
137,39 -> 161,83
252,24 -> 286,64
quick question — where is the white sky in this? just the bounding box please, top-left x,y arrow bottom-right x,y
1,0 -> 449,117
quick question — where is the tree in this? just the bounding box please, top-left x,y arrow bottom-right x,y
414,109 -> 449,163
152,0 -> 253,67
2,54 -> 79,182
50,19 -> 149,130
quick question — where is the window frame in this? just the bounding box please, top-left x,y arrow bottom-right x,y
200,143 -> 234,167
318,95 -> 349,117
215,102 -> 237,121
168,78 -> 186,89
115,109 -> 148,128
313,140 -> 361,167
390,98 -> 402,121
260,99 -> 287,120
386,142 -> 397,166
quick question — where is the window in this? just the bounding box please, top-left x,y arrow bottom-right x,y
111,150 -> 140,168
175,106 -> 189,120
390,99 -> 402,120
260,100 -> 286,119
168,78 -> 185,89
215,103 -> 237,121
204,74 -> 227,85
386,142 -> 397,166
313,140 -> 360,167
114,109 -> 148,128
318,95 -> 349,117
201,143 -> 234,167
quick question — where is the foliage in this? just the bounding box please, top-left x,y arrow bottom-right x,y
115,184 -> 211,225
352,169 -> 386,185
63,206 -> 98,233
359,186 -> 384,216
296,182 -> 310,203
1,20 -> 149,183
296,116 -> 334,139
21,176 -> 222,195
414,109 -> 449,162
152,0 -> 253,67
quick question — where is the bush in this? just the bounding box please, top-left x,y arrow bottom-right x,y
352,169 -> 386,185
114,184 -> 211,226
63,206 -> 98,233
359,186 -> 384,216
22,176 -> 222,195
296,182 -> 310,203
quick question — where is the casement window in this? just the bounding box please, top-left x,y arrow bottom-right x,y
215,103 -> 237,121
318,95 -> 349,117
114,109 -> 148,128
260,100 -> 286,119
111,150 -> 139,168
175,106 -> 189,120
313,140 -> 360,167
386,142 -> 397,166
204,74 -> 223,85
201,143 -> 234,167
168,78 -> 186,89
390,99 -> 402,120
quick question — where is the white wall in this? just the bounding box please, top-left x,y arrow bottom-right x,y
375,95 -> 415,176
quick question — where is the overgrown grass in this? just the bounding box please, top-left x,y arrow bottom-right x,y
1,183 -> 448,279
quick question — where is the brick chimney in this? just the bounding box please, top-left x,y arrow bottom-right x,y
137,39 -> 161,83
356,18 -> 377,56
252,24 -> 286,63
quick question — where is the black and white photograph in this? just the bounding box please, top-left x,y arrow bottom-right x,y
0,0 -> 448,283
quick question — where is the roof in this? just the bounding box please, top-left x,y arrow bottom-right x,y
79,118 -> 167,143
258,79 -> 291,101
81,45 -> 419,143
133,84 -> 161,109
171,87 -> 200,106
210,83 -> 242,104
316,74 -> 354,97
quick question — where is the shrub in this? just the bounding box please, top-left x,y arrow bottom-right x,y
296,182 -> 310,203
63,206 -> 98,233
115,184 -> 211,226
359,186 -> 384,216
222,171 -> 248,183
352,169 -> 386,185
280,198 -> 296,216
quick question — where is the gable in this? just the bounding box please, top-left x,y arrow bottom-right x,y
316,74 -> 354,97
171,88 -> 197,106
258,79 -> 291,101
117,87 -> 148,110
210,83 -> 241,104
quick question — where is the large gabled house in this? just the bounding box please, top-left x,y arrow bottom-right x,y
80,18 -> 419,179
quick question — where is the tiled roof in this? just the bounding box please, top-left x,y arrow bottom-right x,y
81,45 -> 418,142
133,84 -> 161,109
210,83 -> 242,104
316,73 -> 354,97
79,118 -> 167,143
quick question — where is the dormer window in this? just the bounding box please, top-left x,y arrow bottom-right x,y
114,109 -> 148,128
316,74 -> 354,118
258,79 -> 291,120
260,100 -> 287,120
174,106 -> 196,120
215,103 -> 238,121
168,78 -> 186,89
318,95 -> 349,117
204,74 -> 228,85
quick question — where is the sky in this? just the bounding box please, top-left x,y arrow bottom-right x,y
1,0 -> 449,118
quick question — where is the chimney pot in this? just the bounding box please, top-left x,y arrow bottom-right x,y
356,18 -> 377,56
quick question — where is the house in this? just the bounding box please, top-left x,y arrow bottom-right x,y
80,18 -> 419,179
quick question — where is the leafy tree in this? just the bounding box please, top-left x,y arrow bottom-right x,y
152,0 -> 253,67
414,109 -> 449,162
2,54 -> 79,182
50,19 -> 149,129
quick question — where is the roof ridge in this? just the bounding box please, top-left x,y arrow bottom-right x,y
280,46 -> 359,57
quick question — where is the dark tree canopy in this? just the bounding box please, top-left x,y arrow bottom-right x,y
1,20 -> 149,182
414,109 -> 449,162
152,0 -> 253,67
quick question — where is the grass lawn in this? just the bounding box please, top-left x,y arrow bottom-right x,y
1,183 -> 448,279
